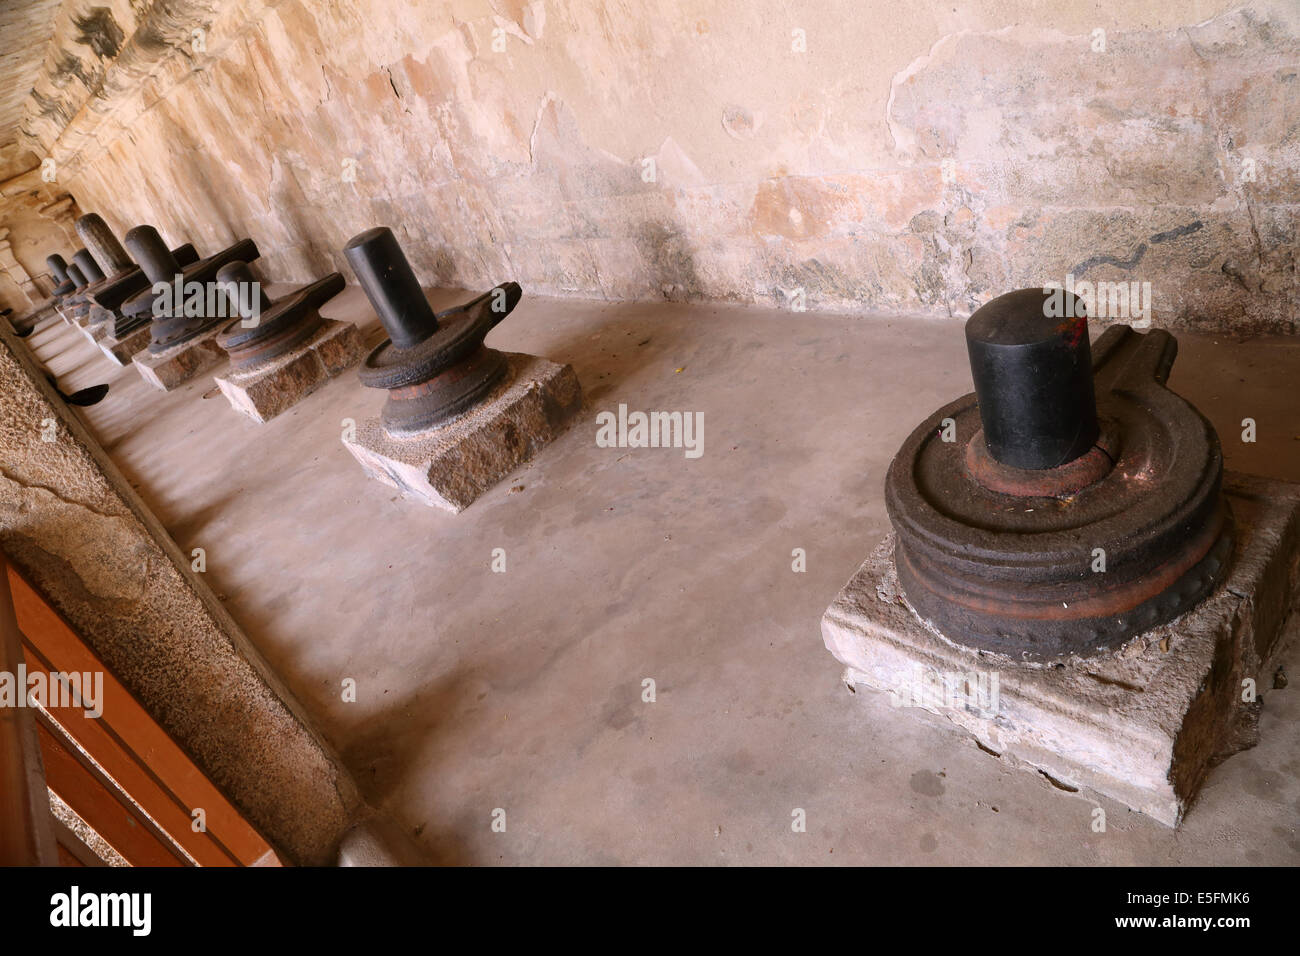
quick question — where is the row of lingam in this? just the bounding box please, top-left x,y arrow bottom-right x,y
41,212 -> 1296,831
43,214 -> 582,513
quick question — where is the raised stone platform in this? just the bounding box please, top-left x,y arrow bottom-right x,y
67,304 -> 92,331
214,319 -> 365,424
132,324 -> 227,391
343,351 -> 582,512
821,472 -> 1300,827
97,323 -> 151,366
79,316 -> 110,345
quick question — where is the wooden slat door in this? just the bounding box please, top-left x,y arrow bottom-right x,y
4,556 -> 283,867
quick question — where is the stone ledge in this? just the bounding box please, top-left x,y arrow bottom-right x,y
79,315 -> 110,345
821,473 -> 1300,827
97,323 -> 151,366
214,319 -> 365,423
132,324 -> 227,391
343,351 -> 582,512
63,301 -> 90,326
0,325 -> 362,865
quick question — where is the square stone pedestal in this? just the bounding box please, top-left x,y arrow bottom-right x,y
214,319 -> 365,424
81,323 -> 109,346
132,325 -> 226,391
821,473 -> 1300,827
343,351 -> 582,512
97,323 -> 151,366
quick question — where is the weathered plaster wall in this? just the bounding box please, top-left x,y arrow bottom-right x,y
0,327 -> 361,864
17,0 -> 1300,331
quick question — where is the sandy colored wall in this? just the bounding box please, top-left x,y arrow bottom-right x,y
17,0 -> 1300,331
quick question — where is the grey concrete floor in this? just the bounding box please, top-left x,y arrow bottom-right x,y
26,292 -> 1300,865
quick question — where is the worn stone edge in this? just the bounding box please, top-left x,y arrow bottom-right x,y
821,472 -> 1300,826
213,319 -> 364,423
343,351 -> 583,512
0,323 -> 363,862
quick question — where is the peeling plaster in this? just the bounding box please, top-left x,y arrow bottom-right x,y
4,0 -> 1298,332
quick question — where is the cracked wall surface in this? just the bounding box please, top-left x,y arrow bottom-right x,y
0,327 -> 361,864
10,0 -> 1300,330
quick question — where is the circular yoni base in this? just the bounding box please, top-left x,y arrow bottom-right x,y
965,422 -> 1119,498
884,324 -> 1232,659
380,346 -> 510,437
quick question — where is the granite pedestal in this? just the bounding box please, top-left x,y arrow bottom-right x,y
132,325 -> 227,391
97,324 -> 151,366
214,319 -> 365,423
343,352 -> 582,512
821,473 -> 1300,827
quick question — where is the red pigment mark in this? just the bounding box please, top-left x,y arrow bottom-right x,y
1055,316 -> 1086,348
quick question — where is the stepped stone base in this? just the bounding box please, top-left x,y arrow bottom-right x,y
79,308 -> 111,344
214,319 -> 365,424
343,352 -> 582,513
821,473 -> 1300,827
98,324 -> 151,366
63,301 -> 89,326
132,324 -> 227,391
